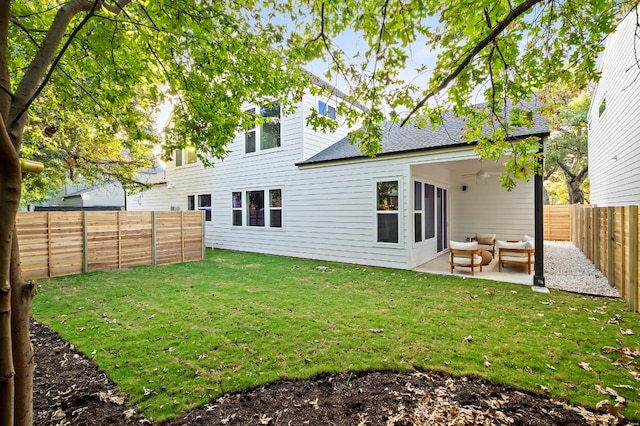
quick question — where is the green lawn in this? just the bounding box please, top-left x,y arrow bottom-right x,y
32,249 -> 640,422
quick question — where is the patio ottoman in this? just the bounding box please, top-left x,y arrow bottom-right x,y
481,249 -> 492,265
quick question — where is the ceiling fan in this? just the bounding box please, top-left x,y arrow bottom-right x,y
463,160 -> 501,180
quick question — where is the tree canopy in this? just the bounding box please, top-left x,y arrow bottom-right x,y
288,0 -> 637,187
544,88 -> 590,204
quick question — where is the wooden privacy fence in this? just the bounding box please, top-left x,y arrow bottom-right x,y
544,205 -> 571,241
570,205 -> 639,313
16,211 -> 205,279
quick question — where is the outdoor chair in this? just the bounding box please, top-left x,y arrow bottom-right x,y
472,233 -> 496,258
449,240 -> 483,276
497,237 -> 535,274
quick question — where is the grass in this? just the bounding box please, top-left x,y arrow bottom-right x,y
31,249 -> 640,422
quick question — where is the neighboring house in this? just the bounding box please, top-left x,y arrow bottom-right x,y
128,91 -> 548,270
588,8 -> 640,206
32,162 -> 165,212
33,180 -> 125,211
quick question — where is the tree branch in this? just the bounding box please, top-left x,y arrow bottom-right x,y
0,0 -> 11,119
400,0 -> 545,127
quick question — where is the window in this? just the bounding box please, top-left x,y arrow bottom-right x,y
376,180 -> 399,244
185,148 -> 197,164
175,148 -> 197,166
598,97 -> 606,117
318,100 -> 336,119
247,190 -> 265,226
269,189 -> 282,228
414,181 -> 422,243
232,188 -> 283,228
245,103 -> 281,153
187,195 -> 195,211
232,192 -> 242,226
437,188 -> 448,252
424,184 -> 435,239
245,108 -> 256,153
198,194 -> 211,221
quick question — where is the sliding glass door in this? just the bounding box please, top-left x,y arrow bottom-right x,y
414,181 -> 448,254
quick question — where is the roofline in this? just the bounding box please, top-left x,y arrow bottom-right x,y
296,131 -> 550,167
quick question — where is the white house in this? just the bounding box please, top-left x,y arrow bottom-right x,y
128,91 -> 548,270
588,8 -> 640,206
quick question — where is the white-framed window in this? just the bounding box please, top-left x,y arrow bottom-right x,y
187,194 -> 211,221
269,189 -> 282,228
598,97 -> 606,117
245,103 -> 281,153
198,194 -> 212,222
318,100 -> 336,119
232,192 -> 242,226
414,181 -> 422,243
376,180 -> 399,244
232,188 -> 283,228
175,148 -> 197,166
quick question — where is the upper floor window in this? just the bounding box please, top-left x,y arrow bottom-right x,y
598,97 -> 606,117
175,148 -> 197,167
245,103 -> 281,153
318,100 -> 336,119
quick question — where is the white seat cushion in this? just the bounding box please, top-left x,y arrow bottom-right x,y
501,255 -> 534,262
453,255 -> 482,265
496,240 -> 527,250
450,240 -> 478,250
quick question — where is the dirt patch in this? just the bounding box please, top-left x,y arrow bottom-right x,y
32,320 -> 624,425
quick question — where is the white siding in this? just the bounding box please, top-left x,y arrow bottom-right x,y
588,9 -> 640,206
450,176 -> 534,241
82,182 -> 125,207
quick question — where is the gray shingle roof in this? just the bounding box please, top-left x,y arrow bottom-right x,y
300,99 -> 549,165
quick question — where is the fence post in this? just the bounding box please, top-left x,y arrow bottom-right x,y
117,211 -> 122,270
152,211 -> 157,265
181,211 -> 185,263
628,206 -> 638,312
202,210 -> 205,259
46,212 -> 52,277
82,211 -> 88,273
593,207 -> 600,268
608,207 -> 614,288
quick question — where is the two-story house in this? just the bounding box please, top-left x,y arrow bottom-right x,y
128,88 -> 548,270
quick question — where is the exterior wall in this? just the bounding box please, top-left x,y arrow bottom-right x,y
450,175 -> 534,242
80,182 -> 125,207
300,95 -> 352,161
588,9 -> 640,206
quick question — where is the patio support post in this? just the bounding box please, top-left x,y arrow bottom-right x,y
533,137 -> 546,287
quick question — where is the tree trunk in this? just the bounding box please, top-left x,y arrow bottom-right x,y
11,230 -> 34,426
0,116 -> 21,426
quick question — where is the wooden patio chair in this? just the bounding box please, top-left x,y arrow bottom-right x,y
449,240 -> 483,276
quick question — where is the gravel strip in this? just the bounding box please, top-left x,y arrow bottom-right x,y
544,241 -> 620,297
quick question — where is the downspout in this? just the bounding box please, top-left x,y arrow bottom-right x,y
533,136 -> 546,287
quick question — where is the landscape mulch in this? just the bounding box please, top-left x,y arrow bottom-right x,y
32,320 -> 626,425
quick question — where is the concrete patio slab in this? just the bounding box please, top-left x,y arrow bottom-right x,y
413,253 -> 535,286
